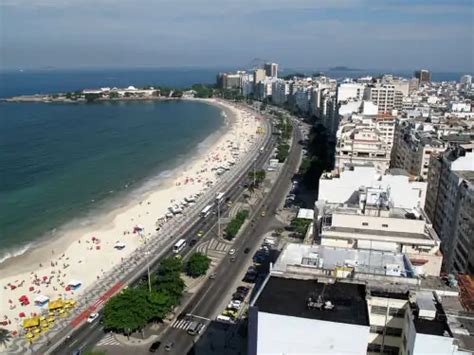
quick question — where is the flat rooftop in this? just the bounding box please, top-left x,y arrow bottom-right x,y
273,244 -> 414,278
322,225 -> 432,242
254,277 -> 369,326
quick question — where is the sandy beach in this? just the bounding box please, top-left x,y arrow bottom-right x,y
0,99 -> 262,334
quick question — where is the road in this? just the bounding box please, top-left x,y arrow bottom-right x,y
153,115 -> 303,355
46,107 -> 279,355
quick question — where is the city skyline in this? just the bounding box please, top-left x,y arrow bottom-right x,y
1,0 -> 473,71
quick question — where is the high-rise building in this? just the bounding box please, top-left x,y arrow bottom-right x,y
253,68 -> 266,93
271,79 -> 289,105
414,69 -> 432,83
264,62 -> 278,78
364,84 -> 404,113
460,75 -> 472,89
425,147 -> 474,274
216,72 -> 241,89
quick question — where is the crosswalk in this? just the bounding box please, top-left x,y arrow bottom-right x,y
96,333 -> 120,347
170,318 -> 194,330
208,239 -> 230,253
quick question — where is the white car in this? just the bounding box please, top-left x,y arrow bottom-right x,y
228,300 -> 242,309
87,312 -> 99,323
228,248 -> 236,256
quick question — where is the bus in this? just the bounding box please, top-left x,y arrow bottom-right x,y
216,192 -> 225,204
173,239 -> 187,253
200,204 -> 213,218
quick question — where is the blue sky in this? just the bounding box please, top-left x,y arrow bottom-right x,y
0,0 -> 473,71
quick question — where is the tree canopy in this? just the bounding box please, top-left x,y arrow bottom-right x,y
186,253 -> 211,278
224,210 -> 249,240
0,328 -> 12,349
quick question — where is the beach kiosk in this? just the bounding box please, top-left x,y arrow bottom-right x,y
67,280 -> 82,290
34,295 -> 49,307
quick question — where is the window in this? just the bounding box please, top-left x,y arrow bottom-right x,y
371,305 -> 388,315
389,308 -> 405,317
385,327 -> 403,337
362,222 -> 369,226
403,334 -> 408,349
382,224 -> 389,228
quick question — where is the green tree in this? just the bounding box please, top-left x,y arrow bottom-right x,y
171,90 -> 183,98
248,170 -> 266,187
224,210 -> 249,240
85,93 -> 102,102
0,328 -> 12,349
109,91 -> 120,99
102,287 -> 150,333
146,289 -> 173,321
158,257 -> 183,276
290,218 -> 312,236
186,253 -> 211,278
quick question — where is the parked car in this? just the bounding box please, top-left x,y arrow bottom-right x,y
232,293 -> 245,302
244,247 -> 251,254
237,286 -> 249,295
149,341 -> 161,352
228,300 -> 242,309
228,248 -> 236,256
189,239 -> 197,247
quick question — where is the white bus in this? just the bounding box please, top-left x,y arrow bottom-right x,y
200,204 -> 213,218
173,239 -> 187,253
216,192 -> 225,204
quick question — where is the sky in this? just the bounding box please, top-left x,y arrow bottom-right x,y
0,0 -> 473,72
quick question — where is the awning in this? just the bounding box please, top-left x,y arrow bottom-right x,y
48,299 -> 65,310
23,317 -> 40,328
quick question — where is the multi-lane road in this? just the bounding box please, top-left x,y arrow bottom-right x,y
43,105 -> 297,355
152,114 -> 303,355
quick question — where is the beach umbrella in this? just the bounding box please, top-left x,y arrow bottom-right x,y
47,316 -> 55,323
19,312 -> 26,318
25,333 -> 34,339
29,287 -> 34,291
39,316 -> 46,321
33,328 -> 41,334
42,276 -> 48,281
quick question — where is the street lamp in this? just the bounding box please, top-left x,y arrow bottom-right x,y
142,234 -> 152,293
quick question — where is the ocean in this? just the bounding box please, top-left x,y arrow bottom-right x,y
0,98 -> 224,263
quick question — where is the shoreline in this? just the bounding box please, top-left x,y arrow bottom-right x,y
0,99 -> 262,333
0,98 -> 231,273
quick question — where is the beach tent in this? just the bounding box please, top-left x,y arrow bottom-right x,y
48,299 -> 65,310
68,280 -> 82,290
34,295 -> 49,307
114,242 -> 126,250
22,317 -> 40,328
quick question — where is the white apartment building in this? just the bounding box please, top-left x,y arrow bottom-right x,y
250,243 -> 470,355
316,185 -> 442,276
336,121 -> 392,173
337,82 -> 366,102
365,84 -> 404,113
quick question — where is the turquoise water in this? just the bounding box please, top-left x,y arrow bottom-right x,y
0,100 -> 224,262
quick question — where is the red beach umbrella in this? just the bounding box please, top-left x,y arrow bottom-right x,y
18,312 -> 25,318
29,287 -> 34,291
42,276 -> 48,281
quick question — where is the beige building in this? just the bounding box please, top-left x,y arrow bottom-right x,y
335,116 -> 395,173
391,120 -> 446,179
365,84 -> 404,113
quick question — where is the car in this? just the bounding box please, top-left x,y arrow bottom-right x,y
260,211 -> 266,217
228,300 -> 242,309
164,342 -> 174,352
223,309 -> 238,318
228,248 -> 236,256
237,286 -> 249,295
149,341 -> 162,352
174,254 -> 182,260
87,312 -> 99,323
209,272 -> 217,279
244,247 -> 251,254
227,201 -> 233,207
197,230 -> 204,238
232,293 -> 245,302
189,239 -> 197,247
247,266 -> 258,274
230,256 -> 236,262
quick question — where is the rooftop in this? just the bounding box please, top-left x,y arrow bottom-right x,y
273,244 -> 415,278
254,276 -> 369,326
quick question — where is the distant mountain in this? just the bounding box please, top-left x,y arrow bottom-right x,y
329,66 -> 363,72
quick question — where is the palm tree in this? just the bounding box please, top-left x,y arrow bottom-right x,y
0,328 -> 12,348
